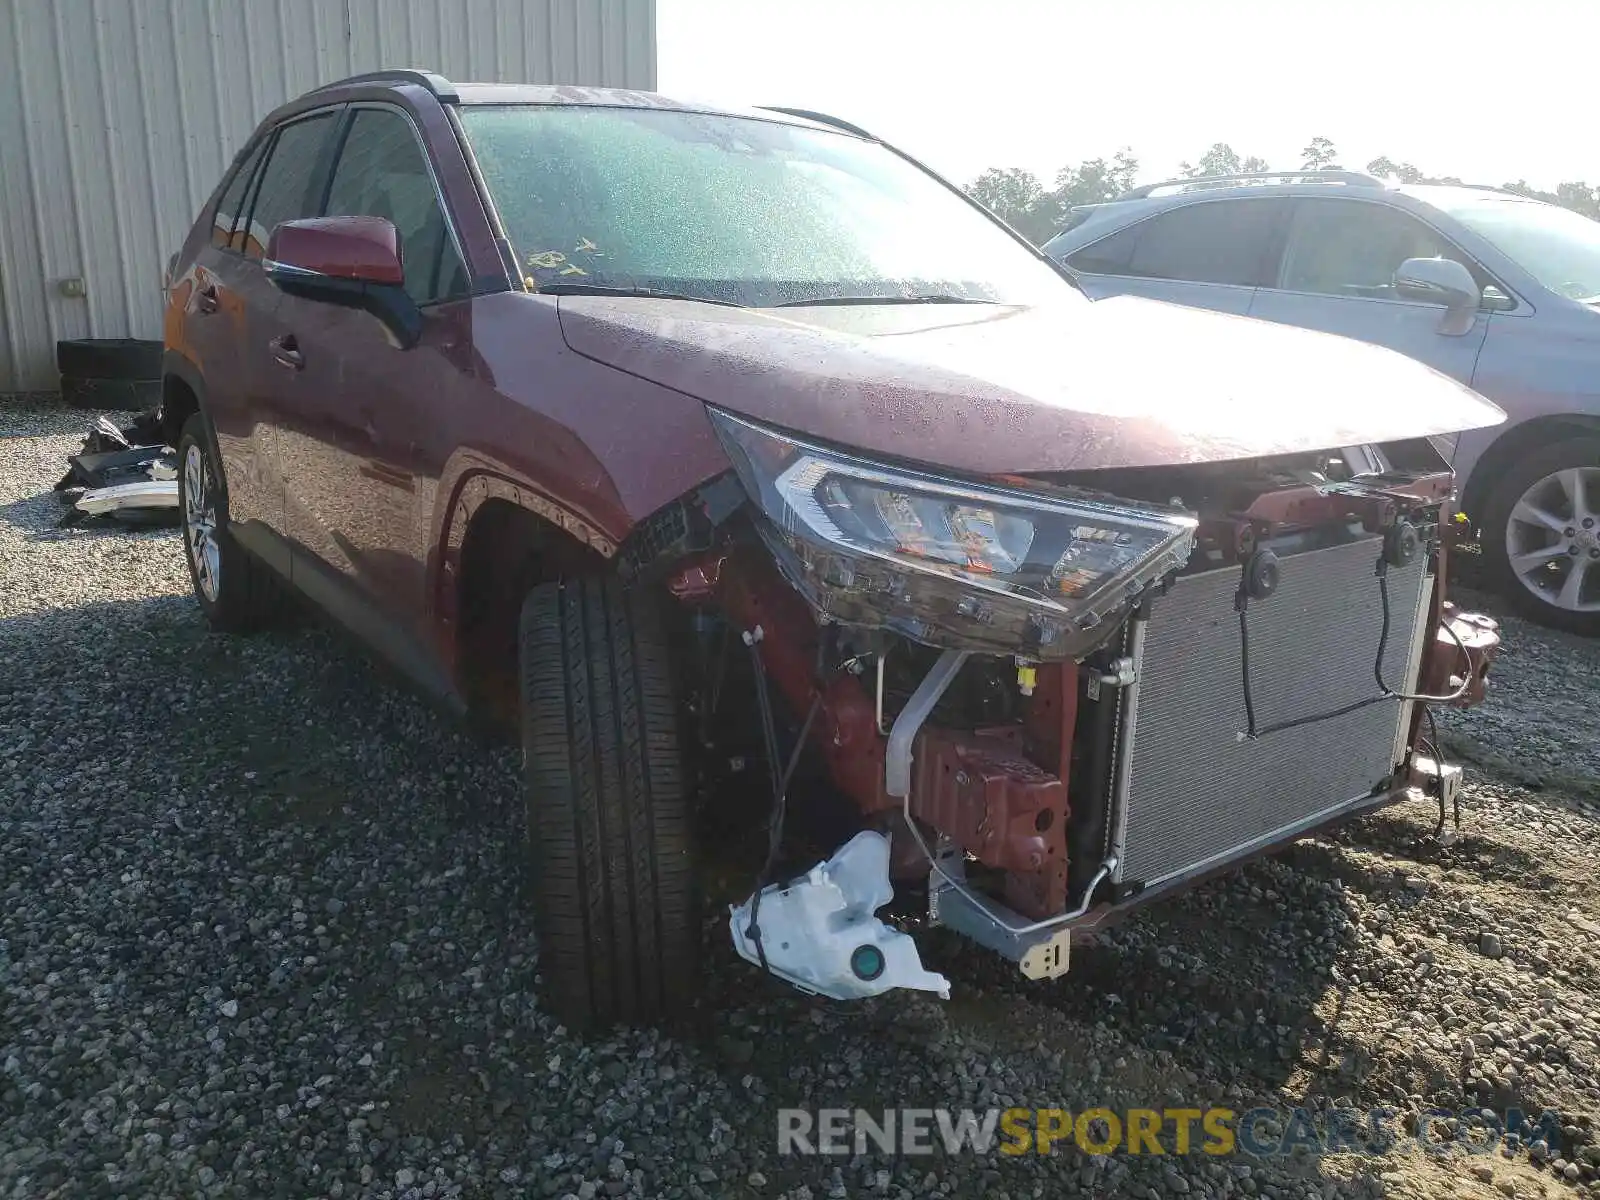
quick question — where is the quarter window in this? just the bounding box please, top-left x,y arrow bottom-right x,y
212,140 -> 268,252
1066,199 -> 1288,287
1279,200 -> 1456,298
1064,223 -> 1141,275
240,112 -> 338,261
324,108 -> 469,305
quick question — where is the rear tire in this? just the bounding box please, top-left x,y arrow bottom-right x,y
1481,437 -> 1600,636
177,413 -> 284,633
518,577 -> 696,1029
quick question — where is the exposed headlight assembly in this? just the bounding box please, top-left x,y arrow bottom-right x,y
710,409 -> 1198,659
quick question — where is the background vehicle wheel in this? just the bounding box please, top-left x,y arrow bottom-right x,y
1482,437 -> 1600,635
518,577 -> 696,1029
176,413 -> 285,633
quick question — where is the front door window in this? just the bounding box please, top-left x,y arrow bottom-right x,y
1279,200 -> 1459,299
323,108 -> 469,305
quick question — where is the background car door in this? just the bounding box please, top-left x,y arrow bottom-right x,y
269,105 -> 473,663
1061,197 -> 1291,314
194,111 -> 339,564
1247,198 -> 1489,384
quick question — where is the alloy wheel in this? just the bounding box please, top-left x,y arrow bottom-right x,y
183,442 -> 221,604
1503,466 -> 1600,614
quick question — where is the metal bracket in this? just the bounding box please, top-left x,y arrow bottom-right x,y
1086,655 -> 1137,701
1411,754 -> 1463,809
1019,930 -> 1071,980
929,873 -> 1078,977
927,854 -> 1116,975
1100,656 -> 1137,687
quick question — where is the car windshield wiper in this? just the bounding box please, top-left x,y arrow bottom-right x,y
773,294 -> 995,307
534,283 -> 749,308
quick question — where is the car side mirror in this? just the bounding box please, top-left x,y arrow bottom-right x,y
1393,257 -> 1481,336
264,216 -> 422,348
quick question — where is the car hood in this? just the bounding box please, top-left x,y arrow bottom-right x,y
556,294 -> 1506,475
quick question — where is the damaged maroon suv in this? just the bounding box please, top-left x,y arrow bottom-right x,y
163,70 -> 1505,1028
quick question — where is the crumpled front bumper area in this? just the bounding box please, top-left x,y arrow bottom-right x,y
702,516 -> 1502,995
935,751 -> 1467,962
910,535 -> 1500,976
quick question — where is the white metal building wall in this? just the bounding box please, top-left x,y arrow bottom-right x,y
0,0 -> 656,391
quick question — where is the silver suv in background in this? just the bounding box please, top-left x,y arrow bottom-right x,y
1043,171 -> 1600,634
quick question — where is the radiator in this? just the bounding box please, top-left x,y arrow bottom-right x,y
1111,535 -> 1431,889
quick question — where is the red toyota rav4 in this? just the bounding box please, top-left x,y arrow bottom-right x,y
163,70 -> 1504,1029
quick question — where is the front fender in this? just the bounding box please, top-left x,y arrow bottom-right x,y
428,291 -> 731,571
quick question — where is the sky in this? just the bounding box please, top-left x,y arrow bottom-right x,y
657,0 -> 1596,193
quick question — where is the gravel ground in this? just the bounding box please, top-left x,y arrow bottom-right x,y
3,402 -> 1599,1200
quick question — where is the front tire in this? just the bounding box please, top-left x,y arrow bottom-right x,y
177,413 -> 283,632
518,577 -> 696,1029
1481,437 -> 1600,635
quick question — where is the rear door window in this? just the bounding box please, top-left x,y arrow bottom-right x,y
323,107 -> 469,305
239,111 -> 339,261
1067,198 -> 1289,287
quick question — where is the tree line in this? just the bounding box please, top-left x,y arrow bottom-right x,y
965,137 -> 1600,245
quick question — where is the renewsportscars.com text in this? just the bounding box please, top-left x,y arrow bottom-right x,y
778,1106 -> 1565,1158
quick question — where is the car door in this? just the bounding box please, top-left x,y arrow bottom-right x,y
1247,197 -> 1489,384
268,104 -> 473,677
179,137 -> 272,527
195,110 -> 341,567
1061,197 -> 1292,315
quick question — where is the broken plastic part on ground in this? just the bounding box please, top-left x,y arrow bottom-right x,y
72,479 -> 179,519
52,407 -> 178,525
728,830 -> 951,1001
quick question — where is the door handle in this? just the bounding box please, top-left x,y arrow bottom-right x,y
195,284 -> 219,314
270,335 -> 305,371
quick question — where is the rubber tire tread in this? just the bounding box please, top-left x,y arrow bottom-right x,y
518,577 -> 695,1029
177,413 -> 283,634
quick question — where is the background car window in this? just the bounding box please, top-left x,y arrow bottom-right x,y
1064,221 -> 1141,275
1434,195 -> 1600,302
240,112 -> 337,261
212,140 -> 268,252
1066,199 -> 1287,287
1279,200 -> 1455,298
324,109 -> 468,306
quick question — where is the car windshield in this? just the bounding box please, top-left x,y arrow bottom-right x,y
459,105 -> 1072,308
1440,195 -> 1600,302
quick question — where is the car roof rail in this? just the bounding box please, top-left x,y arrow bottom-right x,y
312,69 -> 459,104
1449,182 -> 1519,195
1120,169 -> 1386,200
760,106 -> 876,140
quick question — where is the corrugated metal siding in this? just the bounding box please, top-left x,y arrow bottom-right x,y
0,0 -> 655,391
